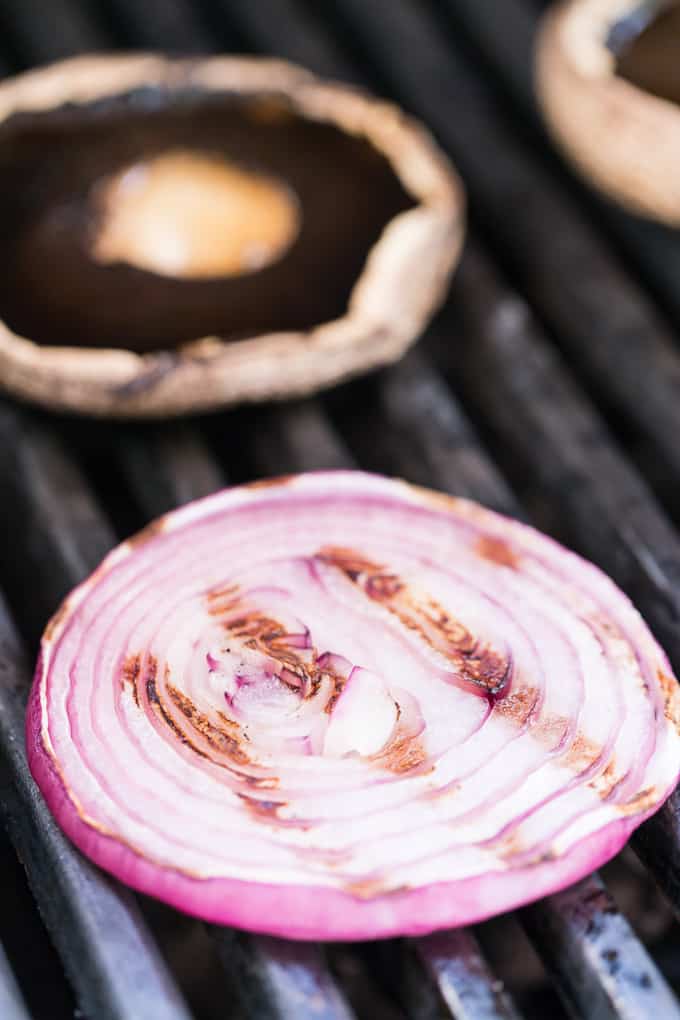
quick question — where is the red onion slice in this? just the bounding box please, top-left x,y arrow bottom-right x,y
27,471 -> 680,939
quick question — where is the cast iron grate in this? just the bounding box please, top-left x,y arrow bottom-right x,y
0,1 -> 679,1018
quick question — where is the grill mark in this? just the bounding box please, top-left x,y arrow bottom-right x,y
144,658 -> 205,755
158,706 -> 195,749
127,515 -> 166,549
365,573 -> 404,599
236,793 -> 310,829
372,732 -> 429,774
475,535 -> 519,569
425,779 -> 461,802
120,652 -> 141,707
562,732 -> 603,771
316,547 -> 381,580
531,713 -> 570,748
521,848 -> 558,866
618,786 -> 658,816
228,611 -> 287,645
207,590 -> 347,710
494,689 -> 610,784
589,759 -> 623,800
167,684 -> 250,764
237,794 -> 283,818
483,820 -> 560,866
323,673 -> 347,714
490,829 -> 526,860
657,669 -> 680,731
145,655 -> 159,703
207,583 -> 239,601
246,474 -> 295,490
206,582 -> 240,616
493,686 -> 537,726
242,773 -> 280,789
344,877 -> 410,900
216,709 -> 242,731
293,845 -> 353,867
317,546 -> 510,695
144,659 -> 261,774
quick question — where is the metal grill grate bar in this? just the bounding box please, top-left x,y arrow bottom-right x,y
0,943 -> 30,1020
0,0 -> 108,62
412,930 -> 523,1020
212,931 -> 355,1020
0,406 -> 115,646
110,425 -> 225,518
99,0 -> 214,51
522,873 -> 679,1020
216,0 -> 358,82
329,347 -> 520,518
0,601 -> 194,1020
0,410 -> 194,1020
241,401 -> 355,475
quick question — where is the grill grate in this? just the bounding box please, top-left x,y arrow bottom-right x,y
212,931 -> 355,1020
0,942 -> 30,1020
0,1 -> 679,1018
521,873 -> 678,1020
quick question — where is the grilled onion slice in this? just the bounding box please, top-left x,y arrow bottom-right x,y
27,472 -> 680,939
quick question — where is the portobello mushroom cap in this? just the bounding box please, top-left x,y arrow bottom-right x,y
536,0 -> 680,224
0,54 -> 464,418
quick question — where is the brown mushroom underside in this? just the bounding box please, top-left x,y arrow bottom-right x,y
615,2 -> 680,106
0,89 -> 414,353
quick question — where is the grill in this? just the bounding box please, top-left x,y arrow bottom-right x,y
1,1 -> 680,1018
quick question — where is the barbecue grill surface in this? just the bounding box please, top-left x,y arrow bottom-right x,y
2,1 -> 680,1018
